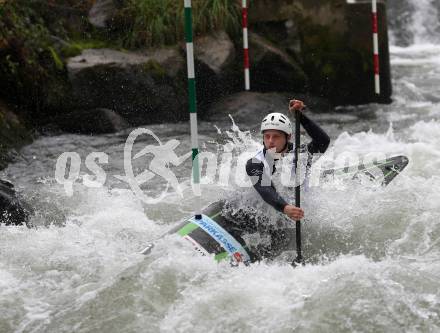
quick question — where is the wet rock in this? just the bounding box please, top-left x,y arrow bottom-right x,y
88,0 -> 117,28
251,19 -> 302,58
55,108 -> 129,134
0,179 -> 30,226
207,92 -> 290,129
207,91 -> 331,125
206,92 -> 273,146
195,31 -> 235,74
67,48 -> 150,75
249,32 -> 309,93
66,48 -> 187,125
0,102 -> 32,226
191,31 -> 238,113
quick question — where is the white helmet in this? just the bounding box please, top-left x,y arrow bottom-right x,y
260,113 -> 292,135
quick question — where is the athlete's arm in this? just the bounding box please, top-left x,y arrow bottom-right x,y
246,159 -> 304,220
300,114 -> 330,154
288,99 -> 330,154
245,158 -> 288,212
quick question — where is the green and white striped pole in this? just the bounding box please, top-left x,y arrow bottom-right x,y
184,0 -> 202,220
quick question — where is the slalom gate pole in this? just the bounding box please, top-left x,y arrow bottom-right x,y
372,0 -> 380,95
293,110 -> 303,265
242,0 -> 250,90
184,0 -> 202,220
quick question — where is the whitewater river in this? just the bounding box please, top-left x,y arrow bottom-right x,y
1,4 -> 440,333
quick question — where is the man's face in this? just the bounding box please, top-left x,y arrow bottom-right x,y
263,130 -> 290,153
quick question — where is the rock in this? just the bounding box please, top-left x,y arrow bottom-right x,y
67,48 -> 150,75
190,31 -> 238,114
195,31 -> 235,75
207,91 -> 289,126
55,108 -> 129,134
88,0 -> 117,28
251,19 -> 302,59
207,91 -> 331,126
0,179 -> 31,226
66,48 -> 187,125
249,32 -> 309,92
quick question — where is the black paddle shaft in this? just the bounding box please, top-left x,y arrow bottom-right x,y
294,109 -> 303,264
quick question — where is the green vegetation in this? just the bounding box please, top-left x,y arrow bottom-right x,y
114,0 -> 241,48
143,60 -> 166,79
0,1 -> 60,109
60,39 -> 113,58
0,0 -> 96,114
48,47 -> 64,70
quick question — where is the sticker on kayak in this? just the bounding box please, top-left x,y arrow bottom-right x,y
183,235 -> 209,257
189,215 -> 251,264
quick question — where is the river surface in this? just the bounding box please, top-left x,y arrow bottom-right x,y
1,2 -> 440,332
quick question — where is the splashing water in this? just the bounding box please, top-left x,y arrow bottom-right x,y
2,108 -> 440,332
411,0 -> 440,44
388,0 -> 440,46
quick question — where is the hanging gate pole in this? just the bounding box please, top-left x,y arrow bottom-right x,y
184,0 -> 202,219
242,0 -> 250,90
372,0 -> 380,95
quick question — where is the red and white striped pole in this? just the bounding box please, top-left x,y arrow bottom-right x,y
242,0 -> 250,91
372,0 -> 380,95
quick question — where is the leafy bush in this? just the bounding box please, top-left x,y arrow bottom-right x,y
0,0 -> 90,114
0,1 -> 56,107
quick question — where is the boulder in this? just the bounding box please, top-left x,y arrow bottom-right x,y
207,91 -> 331,124
192,31 -> 238,113
88,0 -> 117,28
207,92 -> 289,125
0,179 -> 31,226
66,48 -> 187,125
195,31 -> 235,75
67,48 -> 151,75
249,32 -> 309,93
55,108 -> 129,134
251,19 -> 302,57
0,102 -> 32,226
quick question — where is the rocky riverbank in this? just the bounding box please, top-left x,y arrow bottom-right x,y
0,0 -> 391,159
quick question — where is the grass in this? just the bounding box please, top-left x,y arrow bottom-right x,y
61,39 -> 114,58
48,46 -> 64,70
117,0 -> 241,49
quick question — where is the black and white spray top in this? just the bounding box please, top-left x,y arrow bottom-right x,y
245,114 -> 330,212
